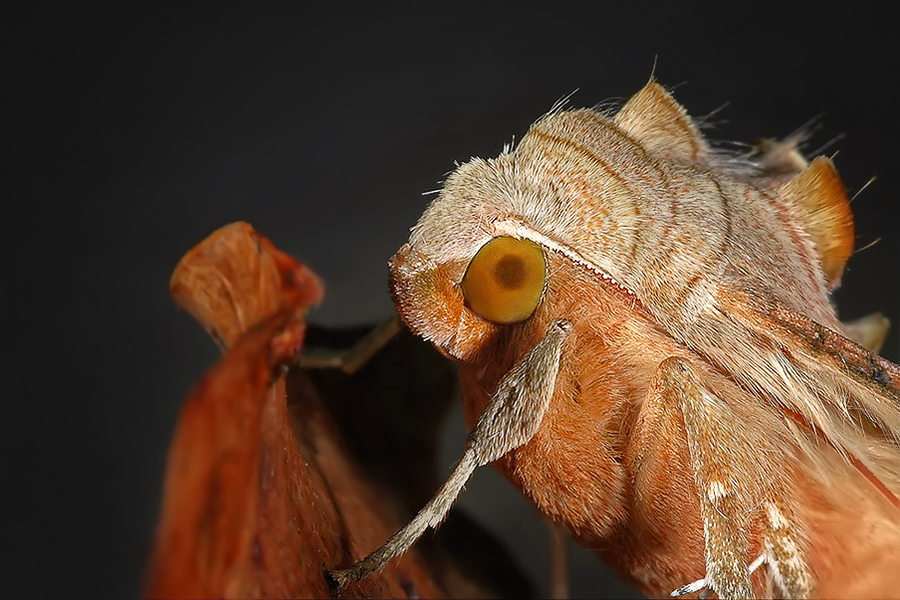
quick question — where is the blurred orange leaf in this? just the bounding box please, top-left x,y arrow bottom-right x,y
145,222 -> 448,598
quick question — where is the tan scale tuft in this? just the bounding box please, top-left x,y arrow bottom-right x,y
779,157 -> 855,290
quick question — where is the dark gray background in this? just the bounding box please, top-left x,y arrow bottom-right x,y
5,5 -> 897,598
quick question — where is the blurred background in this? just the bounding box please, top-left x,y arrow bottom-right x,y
5,5 -> 897,598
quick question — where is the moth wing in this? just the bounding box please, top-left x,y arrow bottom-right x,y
714,286 -> 900,502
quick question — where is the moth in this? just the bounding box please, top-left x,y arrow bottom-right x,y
327,79 -> 900,598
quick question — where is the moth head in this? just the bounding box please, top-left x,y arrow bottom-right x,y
389,155 -> 551,360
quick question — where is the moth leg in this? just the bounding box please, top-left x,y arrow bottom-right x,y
759,497 -> 811,598
672,554 -> 768,599
659,357 -> 815,599
650,357 -> 759,600
327,319 -> 573,588
298,311 -> 403,374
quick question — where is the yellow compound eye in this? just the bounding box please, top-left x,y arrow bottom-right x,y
461,236 -> 546,324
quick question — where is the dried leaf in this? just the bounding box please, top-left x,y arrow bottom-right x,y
146,222 -> 448,598
167,221 -> 323,351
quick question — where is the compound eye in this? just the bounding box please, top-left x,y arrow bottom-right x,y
461,236 -> 546,324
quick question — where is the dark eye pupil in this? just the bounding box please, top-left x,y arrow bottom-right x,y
493,255 -> 526,290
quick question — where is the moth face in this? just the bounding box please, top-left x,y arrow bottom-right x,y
388,155 -> 556,360
389,232 -> 549,361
